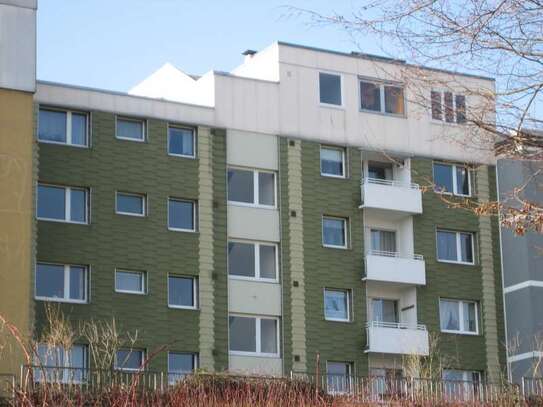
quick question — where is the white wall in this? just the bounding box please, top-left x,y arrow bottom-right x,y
0,1 -> 36,92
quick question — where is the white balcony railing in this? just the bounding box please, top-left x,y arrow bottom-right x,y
360,178 -> 423,214
366,321 -> 430,356
364,251 -> 426,285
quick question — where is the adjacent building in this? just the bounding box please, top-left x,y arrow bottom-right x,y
0,0 -> 507,386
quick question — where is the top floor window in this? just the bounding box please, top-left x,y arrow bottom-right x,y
320,146 -> 346,178
116,117 -> 145,141
38,108 -> 88,147
360,80 -> 405,115
431,91 -> 466,124
168,126 -> 196,158
433,162 -> 471,196
319,72 -> 342,106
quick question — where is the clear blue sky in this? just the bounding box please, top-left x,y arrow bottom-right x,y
37,0 -> 377,92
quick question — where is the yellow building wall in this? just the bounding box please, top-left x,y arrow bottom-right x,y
0,88 -> 34,375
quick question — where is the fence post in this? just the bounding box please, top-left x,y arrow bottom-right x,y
521,377 -> 526,400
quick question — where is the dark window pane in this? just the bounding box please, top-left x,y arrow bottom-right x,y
323,218 -> 346,247
229,316 -> 256,352
431,91 -> 442,120
116,271 -> 144,292
169,127 -> 194,156
321,148 -> 344,176
455,95 -> 466,124
444,92 -> 454,122
70,189 -> 87,222
384,86 -> 404,114
39,109 -> 66,143
228,169 -> 254,204
433,163 -> 454,193
71,113 -> 87,146
456,166 -> 470,196
460,233 -> 473,263
319,73 -> 342,105
228,242 -> 255,277
38,185 -> 65,220
115,349 -> 143,370
168,276 -> 195,307
168,200 -> 194,230
36,263 -> 64,299
117,118 -> 144,140
260,319 -> 278,354
258,172 -> 275,206
437,231 -> 457,261
372,298 -> 398,323
463,302 -> 477,332
169,353 -> 194,373
360,81 -> 381,111
69,266 -> 86,300
259,245 -> 276,279
116,193 -> 144,215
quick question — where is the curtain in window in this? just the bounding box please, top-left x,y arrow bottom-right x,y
321,148 -> 343,175
455,95 -> 466,124
440,300 -> 460,330
444,92 -> 454,122
360,82 -> 381,111
384,86 -> 404,115
437,231 -> 457,261
431,91 -> 442,120
372,299 -> 398,323
325,291 -> 348,320
456,167 -> 470,195
459,233 -> 473,263
371,230 -> 396,253
463,302 -> 477,332
323,218 -> 345,246
39,110 -> 67,142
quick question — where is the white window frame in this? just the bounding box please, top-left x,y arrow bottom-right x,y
359,78 -> 406,117
167,352 -> 198,383
167,198 -> 198,232
320,145 -> 346,178
35,344 -> 88,383
439,299 -> 479,335
37,183 -> 89,224
115,116 -> 146,142
430,90 -> 466,124
433,162 -> 472,197
318,71 -> 344,108
114,269 -> 146,295
322,215 -> 348,249
436,229 -> 475,265
114,348 -> 145,372
228,314 -> 281,358
35,262 -> 88,304
227,167 -> 277,209
167,275 -> 198,310
38,107 -> 89,148
115,192 -> 146,217
323,288 -> 352,322
167,125 -> 196,159
227,240 -> 279,282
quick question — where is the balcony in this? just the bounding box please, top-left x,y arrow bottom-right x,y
364,250 -> 426,285
360,178 -> 422,215
365,321 -> 429,356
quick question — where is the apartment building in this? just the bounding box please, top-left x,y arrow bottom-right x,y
498,155 -> 543,383
0,0 -> 507,386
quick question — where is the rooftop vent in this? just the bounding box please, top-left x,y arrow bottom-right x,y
242,49 -> 257,56
351,51 -> 405,64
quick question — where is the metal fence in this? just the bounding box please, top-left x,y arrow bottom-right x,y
1,366 -> 541,404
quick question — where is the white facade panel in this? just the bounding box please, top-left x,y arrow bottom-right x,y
365,254 -> 426,285
362,181 -> 422,214
229,355 -> 282,376
228,279 -> 282,316
227,205 -> 280,242
366,324 -> 429,356
0,3 -> 36,92
227,130 -> 278,170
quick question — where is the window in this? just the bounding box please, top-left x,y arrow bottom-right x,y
370,368 -> 403,396
168,352 -> 198,384
115,270 -> 145,294
439,299 -> 478,334
370,229 -> 397,253
360,80 -> 405,115
37,184 -> 88,224
116,192 -> 146,216
38,108 -> 88,147
442,370 -> 481,400
367,161 -> 393,180
371,298 -> 399,324
326,362 -> 353,394
115,349 -> 144,371
431,91 -> 467,124
324,289 -> 351,322
35,344 -> 87,383
35,263 -> 87,303
436,230 -> 474,264
433,163 -> 471,196
168,276 -> 197,309
320,146 -> 346,178
322,216 -> 347,248
168,198 -> 197,232
228,241 -> 278,281
168,126 -> 195,158
116,117 -> 145,141
319,72 -> 342,106
228,315 -> 279,356
227,168 -> 276,207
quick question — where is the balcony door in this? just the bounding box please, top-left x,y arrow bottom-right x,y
371,298 -> 399,324
367,161 -> 393,180
370,229 -> 397,254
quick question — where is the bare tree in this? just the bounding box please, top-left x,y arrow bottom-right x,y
290,0 -> 543,234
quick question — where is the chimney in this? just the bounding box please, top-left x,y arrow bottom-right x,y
242,49 -> 257,63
